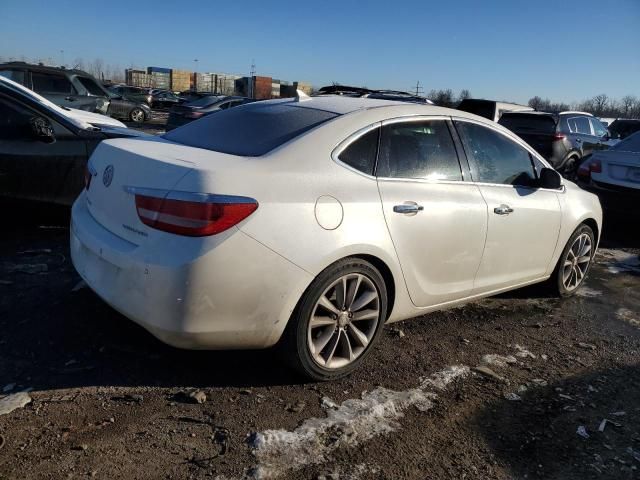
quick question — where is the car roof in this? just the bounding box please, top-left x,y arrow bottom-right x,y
0,61 -> 94,77
267,95 -> 430,115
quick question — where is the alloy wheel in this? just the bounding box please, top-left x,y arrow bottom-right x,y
562,233 -> 592,291
307,273 -> 380,369
131,109 -> 144,122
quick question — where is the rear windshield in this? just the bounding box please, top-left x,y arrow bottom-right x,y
457,100 -> 495,120
163,102 -> 339,156
499,114 -> 556,133
76,76 -> 107,96
612,131 -> 640,152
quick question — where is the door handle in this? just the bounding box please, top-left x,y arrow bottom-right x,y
393,203 -> 424,214
575,138 -> 582,143
65,96 -> 76,101
494,204 -> 514,215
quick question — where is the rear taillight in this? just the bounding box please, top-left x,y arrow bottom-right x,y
133,192 -> 258,237
577,157 -> 602,180
184,111 -> 205,119
552,133 -> 566,142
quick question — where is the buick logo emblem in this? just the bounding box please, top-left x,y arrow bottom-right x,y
103,165 -> 114,187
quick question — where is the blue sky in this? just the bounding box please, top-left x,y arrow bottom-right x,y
1,0 -> 638,104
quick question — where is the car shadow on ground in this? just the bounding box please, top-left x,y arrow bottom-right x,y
472,363 -> 640,479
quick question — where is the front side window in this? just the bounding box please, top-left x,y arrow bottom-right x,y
376,120 -> 462,180
0,97 -> 32,139
76,77 -> 106,96
590,117 -> 608,137
337,127 -> 379,175
455,121 -> 537,187
31,73 -> 76,95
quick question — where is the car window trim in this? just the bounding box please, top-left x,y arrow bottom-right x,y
376,115 -> 466,182
331,121 -> 382,179
451,116 -> 564,192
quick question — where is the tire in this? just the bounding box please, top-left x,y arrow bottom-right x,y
561,156 -> 580,180
282,258 -> 388,381
129,108 -> 145,123
551,224 -> 596,297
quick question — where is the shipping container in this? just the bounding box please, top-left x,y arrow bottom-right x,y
147,66 -> 171,74
253,76 -> 272,100
171,69 -> 191,92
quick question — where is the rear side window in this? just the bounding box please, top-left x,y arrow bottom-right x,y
566,116 -> 592,135
337,127 -> 379,175
377,120 -> 462,181
455,121 -> 536,187
0,69 -> 25,85
499,114 -> 556,133
164,102 -> 339,156
32,73 -> 75,94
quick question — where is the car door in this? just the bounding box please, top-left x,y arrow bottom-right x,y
31,71 -> 83,109
0,93 -> 88,204
376,117 -> 488,307
453,119 -> 562,293
568,116 -> 599,157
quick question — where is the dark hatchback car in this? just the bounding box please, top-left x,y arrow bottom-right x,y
150,90 -> 181,110
498,111 -> 618,177
166,95 -> 253,131
0,76 -> 147,205
106,90 -> 152,123
0,62 -> 110,114
608,119 -> 640,140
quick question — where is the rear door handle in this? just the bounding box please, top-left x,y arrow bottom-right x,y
393,203 -> 424,214
494,204 -> 514,215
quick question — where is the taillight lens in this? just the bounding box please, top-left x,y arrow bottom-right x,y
552,133 -> 566,142
184,111 -> 205,119
134,193 -> 258,237
577,158 -> 602,180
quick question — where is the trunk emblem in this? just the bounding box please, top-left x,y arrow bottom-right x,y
103,165 -> 114,187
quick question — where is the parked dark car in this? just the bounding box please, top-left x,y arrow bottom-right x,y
105,90 -> 152,123
498,111 -> 618,177
108,85 -> 152,105
151,90 -> 181,110
166,95 -> 253,131
608,119 -> 640,140
457,98 -> 533,122
0,76 -> 148,205
0,62 -> 110,114
177,91 -> 219,103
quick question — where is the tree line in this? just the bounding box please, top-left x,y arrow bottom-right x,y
426,88 -> 640,119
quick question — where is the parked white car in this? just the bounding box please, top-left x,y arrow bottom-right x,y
577,131 -> 640,212
71,95 -> 602,380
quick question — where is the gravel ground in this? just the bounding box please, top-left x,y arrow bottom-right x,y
0,207 -> 639,480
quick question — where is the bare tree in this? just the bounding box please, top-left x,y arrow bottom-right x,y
620,95 -> 637,117
457,89 -> 471,103
528,96 -> 545,110
591,94 -> 609,116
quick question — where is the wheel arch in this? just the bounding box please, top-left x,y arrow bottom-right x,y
581,217 -> 600,245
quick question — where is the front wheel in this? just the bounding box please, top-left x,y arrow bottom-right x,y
552,224 -> 595,297
129,108 -> 145,123
282,258 -> 387,381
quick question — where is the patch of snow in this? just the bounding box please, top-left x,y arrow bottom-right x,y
512,344 -> 537,359
597,249 -> 640,274
617,308 -> 640,328
0,391 -> 32,415
575,287 -> 602,298
251,365 -> 468,479
480,354 -> 517,368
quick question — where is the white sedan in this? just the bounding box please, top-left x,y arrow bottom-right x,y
71,94 -> 602,380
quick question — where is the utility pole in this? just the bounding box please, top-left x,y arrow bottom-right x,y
249,59 -> 256,99
413,80 -> 424,97
193,59 -> 198,91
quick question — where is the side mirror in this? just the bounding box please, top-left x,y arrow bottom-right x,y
29,117 -> 56,144
539,167 -> 562,189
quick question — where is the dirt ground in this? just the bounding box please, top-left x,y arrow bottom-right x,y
0,205 -> 639,480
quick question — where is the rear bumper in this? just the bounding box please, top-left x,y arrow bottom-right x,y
70,192 -> 312,349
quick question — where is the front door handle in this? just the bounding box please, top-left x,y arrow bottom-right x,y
393,203 -> 424,214
494,204 -> 514,215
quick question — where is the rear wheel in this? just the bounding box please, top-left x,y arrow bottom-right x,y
561,156 -> 580,180
129,108 -> 145,123
283,258 -> 387,381
552,224 -> 595,297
